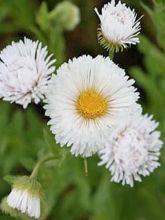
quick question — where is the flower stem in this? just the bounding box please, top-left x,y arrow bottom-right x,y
84,158 -> 88,177
109,50 -> 114,60
30,156 -> 57,179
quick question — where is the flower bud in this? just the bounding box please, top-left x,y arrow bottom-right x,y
95,0 -> 141,52
49,1 -> 80,31
6,176 -> 42,219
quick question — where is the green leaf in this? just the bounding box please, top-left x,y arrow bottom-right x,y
36,2 -> 50,32
3,175 -> 17,185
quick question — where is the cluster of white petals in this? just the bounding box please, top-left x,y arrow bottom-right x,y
99,114 -> 163,187
45,55 -> 139,157
95,0 -> 141,51
7,188 -> 40,219
0,0 -> 162,204
0,38 -> 55,108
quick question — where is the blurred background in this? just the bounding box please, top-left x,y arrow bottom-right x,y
0,0 -> 165,219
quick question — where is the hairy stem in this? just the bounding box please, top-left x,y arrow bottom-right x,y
109,50 -> 115,60
30,156 -> 57,179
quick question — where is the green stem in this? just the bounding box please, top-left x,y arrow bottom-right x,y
84,158 -> 88,177
109,50 -> 115,60
30,156 -> 57,179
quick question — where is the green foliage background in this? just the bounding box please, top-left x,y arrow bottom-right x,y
0,0 -> 165,220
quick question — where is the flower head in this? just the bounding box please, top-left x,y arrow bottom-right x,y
95,0 -> 141,52
99,114 -> 163,187
6,176 -> 42,219
0,37 -> 55,108
45,55 -> 139,157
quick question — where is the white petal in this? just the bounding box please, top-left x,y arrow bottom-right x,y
7,188 -> 40,219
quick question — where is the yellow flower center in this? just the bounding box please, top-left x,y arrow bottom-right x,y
76,89 -> 108,119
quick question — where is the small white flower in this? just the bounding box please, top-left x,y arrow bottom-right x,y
45,55 -> 139,157
7,176 -> 42,219
95,0 -> 141,52
99,114 -> 163,187
0,37 -> 55,108
7,189 -> 40,219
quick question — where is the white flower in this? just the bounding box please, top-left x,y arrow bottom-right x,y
45,55 -> 139,157
0,37 -> 55,108
95,0 -> 141,52
99,114 -> 163,187
7,176 -> 42,219
7,189 -> 40,219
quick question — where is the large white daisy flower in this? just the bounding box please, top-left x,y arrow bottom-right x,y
0,37 -> 55,108
7,176 -> 42,219
45,55 -> 139,157
99,114 -> 163,187
95,0 -> 141,52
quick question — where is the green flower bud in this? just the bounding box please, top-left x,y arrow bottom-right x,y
49,1 -> 80,31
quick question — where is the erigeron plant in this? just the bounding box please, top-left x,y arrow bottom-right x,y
0,1 -> 163,219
